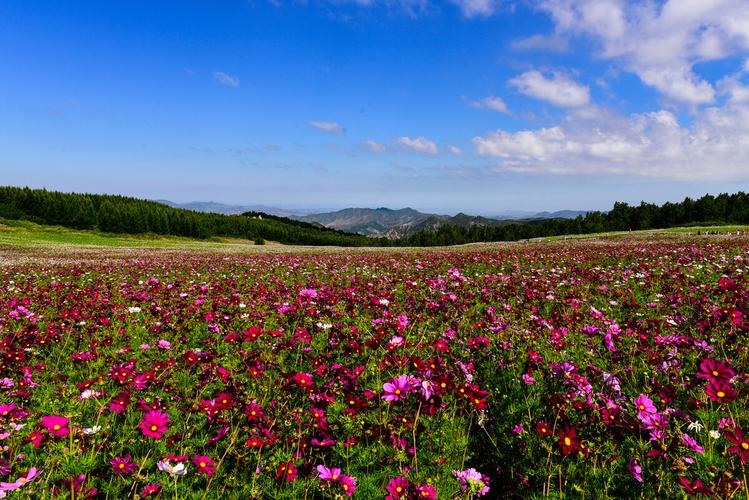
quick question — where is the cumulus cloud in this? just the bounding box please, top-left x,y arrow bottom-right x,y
509,70 -> 590,107
212,71 -> 240,88
511,33 -> 570,52
473,103 -> 749,180
537,0 -> 749,104
450,0 -> 500,17
469,95 -> 509,113
309,121 -> 344,134
365,139 -> 387,152
396,136 -> 439,155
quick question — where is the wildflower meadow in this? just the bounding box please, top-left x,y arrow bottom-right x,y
0,235 -> 746,498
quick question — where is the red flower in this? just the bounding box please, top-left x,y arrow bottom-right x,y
696,358 -> 735,382
557,426 -> 580,456
536,421 -> 552,436
705,380 -> 738,403
275,461 -> 298,482
725,427 -> 749,464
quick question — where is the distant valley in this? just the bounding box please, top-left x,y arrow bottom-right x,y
294,207 -> 589,238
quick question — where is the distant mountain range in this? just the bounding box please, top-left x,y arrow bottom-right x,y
156,200 -> 315,218
293,207 -> 589,238
156,201 -> 589,239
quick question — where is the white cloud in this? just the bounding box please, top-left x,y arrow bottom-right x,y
469,95 -> 509,113
473,102 -> 749,180
397,136 -> 439,155
537,0 -> 749,104
511,34 -> 570,53
450,0 -> 499,17
365,139 -> 387,152
509,70 -> 590,107
447,144 -> 462,156
309,121 -> 344,134
212,71 -> 240,88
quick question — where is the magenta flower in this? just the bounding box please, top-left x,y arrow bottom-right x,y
191,455 -> 217,476
111,454 -> 138,475
680,434 -> 704,454
415,483 -> 437,500
340,475 -> 356,497
0,467 -> 41,491
139,410 -> 170,439
386,476 -> 409,499
627,459 -> 643,483
696,358 -> 735,382
316,465 -> 342,481
40,415 -> 69,438
140,483 -> 162,497
633,394 -> 657,420
705,380 -> 738,403
382,375 -> 415,402
453,468 -> 490,497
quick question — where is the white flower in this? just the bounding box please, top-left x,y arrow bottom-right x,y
687,421 -> 704,433
239,303 -> 247,308
128,307 -> 142,314
79,389 -> 102,400
709,430 -> 721,439
315,322 -> 332,330
82,426 -> 101,435
157,460 -> 187,477
378,299 -> 390,306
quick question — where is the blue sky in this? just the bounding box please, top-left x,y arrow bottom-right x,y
2,1 -> 748,215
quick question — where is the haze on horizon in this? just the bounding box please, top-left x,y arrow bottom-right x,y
2,0 -> 749,215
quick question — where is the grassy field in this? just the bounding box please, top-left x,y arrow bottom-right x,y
1,216 -> 747,251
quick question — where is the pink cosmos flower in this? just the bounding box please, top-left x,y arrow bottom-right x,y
139,410 -> 170,439
386,476 -> 409,499
191,455 -> 217,476
111,455 -> 138,475
40,415 -> 69,438
382,375 -> 415,402
696,358 -> 735,382
340,475 -> 356,497
705,380 -> 738,403
453,468 -> 490,497
316,465 -> 342,481
680,433 -> 704,454
415,483 -> 437,499
627,459 -> 643,482
633,394 -> 657,420
140,484 -> 162,497
0,467 -> 41,491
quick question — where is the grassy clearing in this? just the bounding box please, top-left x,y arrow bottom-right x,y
1,217 -> 747,252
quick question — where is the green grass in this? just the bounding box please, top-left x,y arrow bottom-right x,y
2,217 -> 747,250
0,218 -> 255,249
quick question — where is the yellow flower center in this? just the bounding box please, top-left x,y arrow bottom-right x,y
199,462 -> 206,468
119,463 -> 125,469
332,474 -> 339,480
349,400 -> 355,405
53,424 -> 61,431
712,370 -> 719,376
394,389 -> 401,395
396,487 -> 403,493
343,484 -> 349,491
717,391 -> 725,398
151,425 -> 158,431
564,437 -> 571,446
742,443 -> 749,450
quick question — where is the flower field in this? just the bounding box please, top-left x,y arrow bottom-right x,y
0,235 -> 747,498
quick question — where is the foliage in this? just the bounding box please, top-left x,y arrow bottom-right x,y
0,186 -> 385,247
0,236 -> 746,498
404,192 -> 749,245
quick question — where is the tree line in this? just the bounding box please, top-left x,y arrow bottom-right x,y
0,186 -> 385,246
1,186 -> 746,247
402,192 -> 749,246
